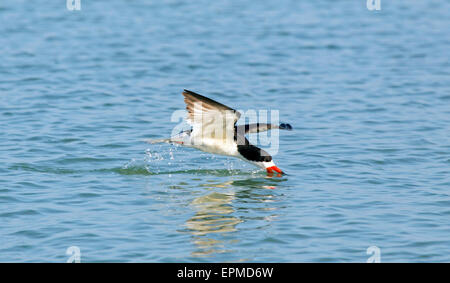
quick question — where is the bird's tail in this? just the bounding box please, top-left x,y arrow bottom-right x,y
143,138 -> 172,144
144,130 -> 191,145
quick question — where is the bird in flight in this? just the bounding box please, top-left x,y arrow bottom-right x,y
146,90 -> 292,175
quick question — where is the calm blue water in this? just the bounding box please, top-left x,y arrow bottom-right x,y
1,0 -> 449,262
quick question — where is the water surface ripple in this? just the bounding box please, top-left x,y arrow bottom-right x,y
1,1 -> 449,262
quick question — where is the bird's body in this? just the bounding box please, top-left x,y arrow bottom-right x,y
146,90 -> 292,175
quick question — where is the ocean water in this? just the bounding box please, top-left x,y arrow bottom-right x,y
1,0 -> 449,262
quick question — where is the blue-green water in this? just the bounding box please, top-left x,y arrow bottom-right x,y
1,1 -> 449,262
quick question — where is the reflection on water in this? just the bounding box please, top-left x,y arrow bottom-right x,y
187,191 -> 240,236
184,177 -> 285,258
187,190 -> 240,256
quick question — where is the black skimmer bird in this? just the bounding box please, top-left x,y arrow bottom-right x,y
146,90 -> 292,175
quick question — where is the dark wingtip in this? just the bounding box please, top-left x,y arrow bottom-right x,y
279,123 -> 293,131
183,89 -> 198,95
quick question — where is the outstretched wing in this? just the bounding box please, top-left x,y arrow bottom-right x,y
182,90 -> 240,143
236,123 -> 293,134
183,89 -> 241,124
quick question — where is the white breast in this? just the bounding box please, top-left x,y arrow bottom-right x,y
191,137 -> 239,157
